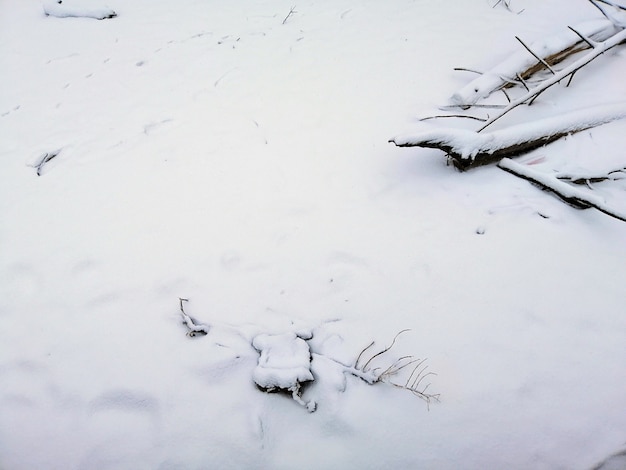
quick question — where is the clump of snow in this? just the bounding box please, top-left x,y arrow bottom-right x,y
43,0 -> 116,20
252,332 -> 316,411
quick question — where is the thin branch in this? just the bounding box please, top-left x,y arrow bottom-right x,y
595,0 -> 626,10
420,114 -> 487,122
453,67 -> 483,75
515,36 -> 556,75
439,104 -> 506,110
566,70 -> 577,87
500,87 -> 512,103
405,358 -> 428,387
568,25 -> 597,48
516,73 -> 530,91
282,5 -> 297,25
361,329 -> 410,372
379,357 -> 421,379
354,340 -> 375,369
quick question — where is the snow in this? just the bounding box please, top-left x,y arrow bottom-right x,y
2,1 -> 626,469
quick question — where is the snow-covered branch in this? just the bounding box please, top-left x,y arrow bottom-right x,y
390,103 -> 626,170
450,19 -> 618,108
477,27 -> 626,131
498,158 -> 626,222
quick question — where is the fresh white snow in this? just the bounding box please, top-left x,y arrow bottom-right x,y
1,1 -> 626,469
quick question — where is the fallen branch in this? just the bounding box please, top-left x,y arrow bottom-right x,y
498,158 -> 626,222
32,150 -> 61,176
478,27 -> 626,131
450,19 -> 619,108
391,103 -> 626,170
557,167 -> 626,183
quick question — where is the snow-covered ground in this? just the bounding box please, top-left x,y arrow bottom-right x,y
1,1 -> 625,468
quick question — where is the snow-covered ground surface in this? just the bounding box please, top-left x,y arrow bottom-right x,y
1,1 -> 626,468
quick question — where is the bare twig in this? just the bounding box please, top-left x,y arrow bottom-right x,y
595,0 -> 626,11
350,330 -> 439,405
361,329 -> 410,372
498,158 -> 626,222
453,67 -> 483,75
440,104 -> 506,110
33,150 -> 61,176
420,114 -> 487,122
516,72 -> 530,91
354,340 -> 375,370
568,26 -> 598,48
515,36 -> 556,74
282,5 -> 297,25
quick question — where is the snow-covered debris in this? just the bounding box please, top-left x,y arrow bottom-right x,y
391,102 -> 626,168
498,158 -> 626,222
450,19 -> 618,107
252,332 -> 316,411
43,0 -> 117,20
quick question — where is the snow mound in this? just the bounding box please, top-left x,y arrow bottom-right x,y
252,332 -> 314,391
43,0 -> 117,20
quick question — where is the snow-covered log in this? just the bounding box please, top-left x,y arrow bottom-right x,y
390,103 -> 626,170
498,158 -> 626,222
43,0 -> 117,20
179,298 -> 210,337
477,27 -> 626,131
450,19 -> 619,108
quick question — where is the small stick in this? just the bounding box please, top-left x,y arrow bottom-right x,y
420,115 -> 487,122
453,67 -> 483,75
282,5 -> 297,25
515,36 -> 556,75
516,73 -> 530,91
568,26 -> 597,48
354,341 -> 375,369
34,150 -> 61,176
